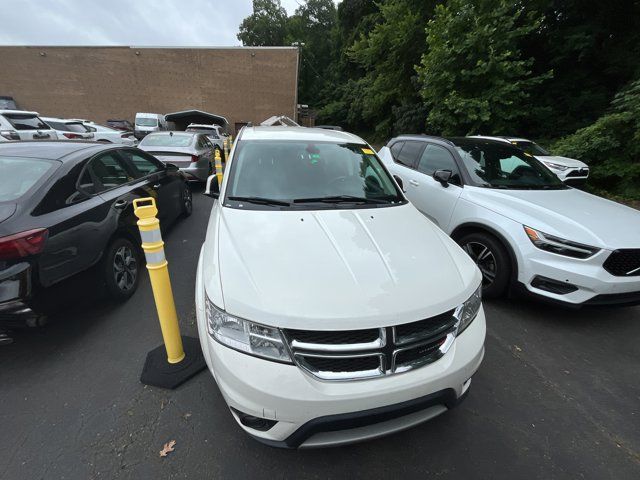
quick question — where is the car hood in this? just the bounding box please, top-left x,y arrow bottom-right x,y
213,204 -> 480,330
463,186 -> 640,248
0,203 -> 16,223
535,155 -> 587,168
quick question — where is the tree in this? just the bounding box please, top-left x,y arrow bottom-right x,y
237,0 -> 288,46
417,0 -> 552,136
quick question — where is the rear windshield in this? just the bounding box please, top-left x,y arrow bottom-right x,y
139,134 -> 193,147
0,156 -> 58,201
4,114 -> 49,131
136,117 -> 158,127
65,122 -> 90,133
186,128 -> 220,139
0,98 -> 18,109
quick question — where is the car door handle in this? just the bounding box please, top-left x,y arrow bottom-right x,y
409,179 -> 420,187
113,199 -> 128,210
152,183 -> 161,189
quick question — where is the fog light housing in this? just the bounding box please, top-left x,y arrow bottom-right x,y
531,275 -> 578,295
231,408 -> 277,431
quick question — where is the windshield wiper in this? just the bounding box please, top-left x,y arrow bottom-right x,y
227,196 -> 290,206
292,195 -> 391,204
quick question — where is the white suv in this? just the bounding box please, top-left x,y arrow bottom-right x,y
0,110 -> 57,141
195,126 -> 485,448
469,136 -> 589,185
378,135 -> 640,307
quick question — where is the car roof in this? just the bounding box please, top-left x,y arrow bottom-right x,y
388,134 -> 455,146
145,131 -> 195,136
42,117 -> 81,124
241,126 -> 366,144
0,141 -> 115,160
0,109 -> 40,115
187,123 -> 219,129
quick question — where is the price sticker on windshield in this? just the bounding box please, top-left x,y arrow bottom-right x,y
361,148 -> 375,155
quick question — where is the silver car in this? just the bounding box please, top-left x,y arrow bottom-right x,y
138,131 -> 214,181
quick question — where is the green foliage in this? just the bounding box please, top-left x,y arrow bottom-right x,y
552,80 -> 640,199
237,0 -> 288,46
417,0 -> 552,136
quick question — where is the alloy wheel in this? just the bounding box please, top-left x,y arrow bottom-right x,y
113,245 -> 137,291
463,241 -> 497,286
183,186 -> 193,214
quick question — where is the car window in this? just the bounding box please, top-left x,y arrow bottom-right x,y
66,122 -> 90,133
119,150 -> 163,178
86,153 -> 132,191
139,134 -> 193,147
416,144 -> 462,185
136,117 -> 158,127
390,141 -> 404,160
196,135 -> 208,149
0,156 -> 57,202
46,121 -> 68,131
4,114 -> 50,130
395,141 -> 423,168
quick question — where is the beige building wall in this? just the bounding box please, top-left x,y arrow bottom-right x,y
0,46 -> 299,133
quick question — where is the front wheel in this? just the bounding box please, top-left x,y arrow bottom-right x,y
458,232 -> 511,298
102,237 -> 141,302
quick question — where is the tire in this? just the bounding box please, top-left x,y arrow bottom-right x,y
458,232 -> 511,299
102,237 -> 141,302
181,182 -> 193,217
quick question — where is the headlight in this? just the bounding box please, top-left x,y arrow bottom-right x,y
524,226 -> 600,259
205,296 -> 292,363
541,161 -> 569,171
455,285 -> 482,335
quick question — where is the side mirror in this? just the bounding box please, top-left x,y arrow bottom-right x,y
393,175 -> 405,192
204,174 -> 220,199
165,163 -> 179,172
433,169 -> 453,187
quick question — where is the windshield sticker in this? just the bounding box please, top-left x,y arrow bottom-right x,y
361,148 -> 374,155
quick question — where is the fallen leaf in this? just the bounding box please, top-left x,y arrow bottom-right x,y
159,440 -> 176,457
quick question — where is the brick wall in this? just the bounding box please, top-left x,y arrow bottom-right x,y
0,46 -> 299,133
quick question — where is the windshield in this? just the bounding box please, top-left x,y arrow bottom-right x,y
140,134 -> 193,147
136,117 -> 158,127
0,156 -> 57,201
453,140 -> 567,189
511,140 -> 550,156
224,141 -> 404,209
5,114 -> 49,131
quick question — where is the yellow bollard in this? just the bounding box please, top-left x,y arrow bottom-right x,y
133,197 -> 185,363
223,138 -> 229,161
214,149 -> 223,186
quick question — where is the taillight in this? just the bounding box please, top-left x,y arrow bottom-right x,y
0,130 -> 20,140
0,228 -> 48,260
121,133 -> 132,138
63,132 -> 82,139
191,155 -> 199,163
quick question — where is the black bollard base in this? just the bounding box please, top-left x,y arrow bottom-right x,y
140,336 -> 207,389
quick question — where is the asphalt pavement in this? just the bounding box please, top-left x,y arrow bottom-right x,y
1,188 -> 639,480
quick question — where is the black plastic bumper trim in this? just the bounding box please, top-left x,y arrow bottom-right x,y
250,387 -> 463,449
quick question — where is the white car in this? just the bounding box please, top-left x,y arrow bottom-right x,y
185,123 -> 224,154
195,126 -> 485,448
0,110 -> 57,141
378,135 -> 640,307
469,136 -> 589,185
85,123 -> 137,145
41,117 -> 94,141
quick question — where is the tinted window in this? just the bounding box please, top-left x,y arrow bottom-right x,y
512,140 -> 550,156
390,142 -> 404,159
196,136 -> 209,149
395,141 -> 423,167
66,122 -> 90,133
47,121 -> 68,131
139,134 -> 193,147
35,162 -> 89,214
416,144 -> 461,185
226,141 -> 403,207
4,114 -> 49,130
119,150 -> 163,178
0,156 -> 57,201
87,153 -> 132,191
453,140 -> 566,189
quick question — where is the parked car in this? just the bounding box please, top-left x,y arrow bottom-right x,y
0,110 -> 57,141
85,124 -> 137,145
138,131 -> 214,181
0,96 -> 19,110
107,119 -> 134,132
378,135 -> 640,306
469,136 -> 589,185
134,113 -> 167,140
185,123 -> 224,156
0,141 -> 192,328
41,117 -> 94,141
195,126 -> 485,447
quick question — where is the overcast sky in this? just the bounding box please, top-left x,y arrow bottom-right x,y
0,0 -> 336,46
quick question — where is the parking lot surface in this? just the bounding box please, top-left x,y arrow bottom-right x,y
1,189 -> 639,480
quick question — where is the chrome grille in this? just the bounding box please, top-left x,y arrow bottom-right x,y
283,310 -> 458,381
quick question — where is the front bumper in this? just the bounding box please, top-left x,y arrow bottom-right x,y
195,292 -> 486,447
515,235 -> 640,305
